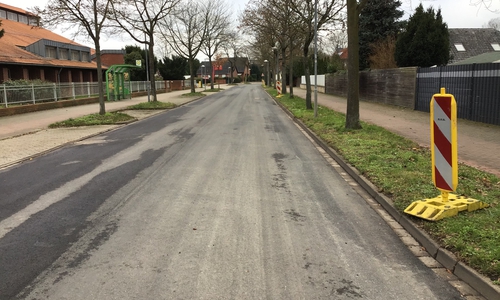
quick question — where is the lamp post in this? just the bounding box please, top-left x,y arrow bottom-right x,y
201,65 -> 205,90
314,0 -> 318,117
264,60 -> 270,87
144,32 -> 150,102
272,43 -> 279,88
228,66 -> 231,84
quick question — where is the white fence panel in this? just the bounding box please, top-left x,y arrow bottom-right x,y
1,81 -> 167,108
301,75 -> 325,86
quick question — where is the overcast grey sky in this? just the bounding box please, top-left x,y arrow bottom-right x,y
1,0 -> 499,51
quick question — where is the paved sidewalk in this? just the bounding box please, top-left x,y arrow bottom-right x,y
0,85 -> 233,168
292,88 -> 500,177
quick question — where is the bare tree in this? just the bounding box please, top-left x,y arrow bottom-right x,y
223,31 -> 243,84
471,0 -> 499,12
240,0 -> 290,93
33,0 -> 113,115
200,0 -> 231,90
484,17 -> 500,30
324,29 -> 348,54
345,0 -> 368,129
110,0 -> 179,101
161,0 -> 209,93
289,0 -> 345,110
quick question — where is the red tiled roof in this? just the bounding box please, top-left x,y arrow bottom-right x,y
0,3 -> 35,16
0,18 -> 99,69
338,48 -> 348,60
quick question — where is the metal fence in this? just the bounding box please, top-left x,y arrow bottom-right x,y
416,63 -> 500,125
0,80 -> 169,108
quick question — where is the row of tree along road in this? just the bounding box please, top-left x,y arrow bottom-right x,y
32,0 -> 236,115
31,0 -> 488,129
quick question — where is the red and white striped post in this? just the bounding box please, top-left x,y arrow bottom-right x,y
404,88 -> 488,220
431,88 -> 458,201
276,80 -> 282,95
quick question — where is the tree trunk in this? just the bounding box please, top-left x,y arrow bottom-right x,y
281,48 -> 287,94
95,40 -> 106,115
346,0 -> 362,129
289,38 -> 294,98
289,55 -> 294,98
189,58 -> 196,93
209,57 -> 214,90
229,64 -> 233,83
148,37 -> 157,101
303,54 -> 312,110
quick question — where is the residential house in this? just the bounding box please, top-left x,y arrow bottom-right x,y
93,50 -> 125,67
336,47 -> 348,68
448,28 -> 500,64
0,3 -> 114,83
198,57 -> 250,82
450,51 -> 500,65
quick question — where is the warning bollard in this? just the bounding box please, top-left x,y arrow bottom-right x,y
276,81 -> 283,98
404,88 -> 488,221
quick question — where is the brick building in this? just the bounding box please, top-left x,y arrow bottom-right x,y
0,3 -> 122,84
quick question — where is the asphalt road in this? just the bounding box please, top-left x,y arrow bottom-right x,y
0,85 -> 463,299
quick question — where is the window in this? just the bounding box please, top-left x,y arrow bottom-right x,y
59,48 -> 69,59
18,15 -> 27,24
491,43 -> 500,51
0,10 -> 6,19
7,12 -> 17,21
71,50 -> 80,61
28,17 -> 38,26
46,46 -> 57,58
454,43 -> 466,52
82,52 -> 89,62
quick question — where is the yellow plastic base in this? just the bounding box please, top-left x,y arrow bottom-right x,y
404,193 -> 489,221
276,94 -> 283,98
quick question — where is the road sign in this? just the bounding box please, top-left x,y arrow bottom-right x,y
277,81 -> 282,95
431,88 -> 458,192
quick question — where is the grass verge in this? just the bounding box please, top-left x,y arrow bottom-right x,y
270,89 -> 500,284
48,112 -> 135,128
127,101 -> 177,110
182,92 -> 205,97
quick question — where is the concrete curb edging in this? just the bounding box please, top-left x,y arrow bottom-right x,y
272,95 -> 500,300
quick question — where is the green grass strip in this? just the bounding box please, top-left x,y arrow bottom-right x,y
272,89 -> 500,283
48,112 -> 135,128
181,92 -> 205,97
127,101 -> 177,110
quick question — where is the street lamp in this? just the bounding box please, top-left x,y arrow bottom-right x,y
228,66 -> 231,83
201,65 -> 205,90
264,59 -> 270,87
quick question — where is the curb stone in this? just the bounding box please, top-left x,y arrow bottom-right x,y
270,93 -> 499,300
455,262 -> 500,300
436,248 -> 459,272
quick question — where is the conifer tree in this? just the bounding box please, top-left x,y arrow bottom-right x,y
395,4 -> 449,67
359,0 -> 403,70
